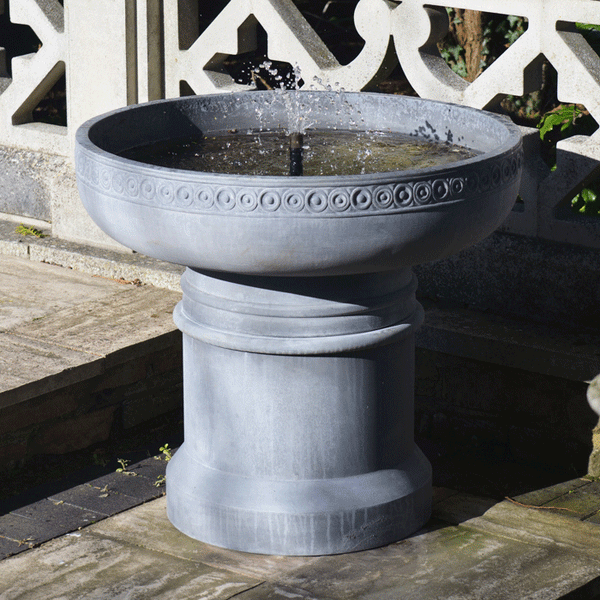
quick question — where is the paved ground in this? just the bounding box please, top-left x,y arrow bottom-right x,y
2,221 -> 600,598
3,473 -> 600,599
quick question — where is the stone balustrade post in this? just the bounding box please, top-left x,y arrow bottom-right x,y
0,0 -> 164,247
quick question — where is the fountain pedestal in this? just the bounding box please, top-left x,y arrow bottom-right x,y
75,90 -> 522,556
166,268 -> 431,555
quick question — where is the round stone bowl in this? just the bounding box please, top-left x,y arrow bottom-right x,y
75,91 -> 523,277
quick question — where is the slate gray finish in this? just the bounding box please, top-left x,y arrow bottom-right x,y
74,91 -> 522,555
75,91 -> 522,276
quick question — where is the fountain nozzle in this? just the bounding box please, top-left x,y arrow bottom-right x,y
289,132 -> 304,176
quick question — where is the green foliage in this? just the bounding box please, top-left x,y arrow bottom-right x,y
15,224 -> 46,238
537,104 -> 600,216
92,450 -> 109,467
538,105 -> 586,141
159,443 -> 173,461
438,11 -> 600,217
571,185 -> 600,216
439,9 -> 527,79
438,9 -> 468,78
115,458 -> 130,472
480,14 -> 527,62
438,47 -> 468,79
576,22 -> 600,56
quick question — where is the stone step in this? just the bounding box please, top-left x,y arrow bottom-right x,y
0,250 -> 183,470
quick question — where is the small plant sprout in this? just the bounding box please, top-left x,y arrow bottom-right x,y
15,224 -> 47,238
159,444 -> 173,461
154,475 -> 166,487
117,458 -> 131,473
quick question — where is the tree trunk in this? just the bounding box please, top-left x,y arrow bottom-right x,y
451,9 -> 485,82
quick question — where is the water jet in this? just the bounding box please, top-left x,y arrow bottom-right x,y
75,91 -> 522,555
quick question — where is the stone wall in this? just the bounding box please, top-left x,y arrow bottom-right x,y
0,332 -> 182,470
416,347 -> 595,474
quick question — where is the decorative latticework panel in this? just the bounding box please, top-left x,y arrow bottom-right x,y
0,0 -> 66,154
1,0 -> 599,247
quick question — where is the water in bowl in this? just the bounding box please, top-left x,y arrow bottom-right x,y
121,129 -> 479,177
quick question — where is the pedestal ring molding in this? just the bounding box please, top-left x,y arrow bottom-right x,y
175,268 -> 424,354
173,301 -> 424,355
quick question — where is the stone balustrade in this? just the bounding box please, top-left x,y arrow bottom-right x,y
1,0 -> 600,249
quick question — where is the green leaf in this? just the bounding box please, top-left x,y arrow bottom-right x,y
537,105 -> 584,140
576,23 -> 600,33
538,113 -> 565,140
581,187 -> 597,204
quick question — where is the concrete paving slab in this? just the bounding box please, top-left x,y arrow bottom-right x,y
0,332 -> 102,403
0,537 -> 25,561
89,470 -> 164,501
227,582 -> 335,599
0,459 -> 170,561
10,499 -> 105,539
0,253 -> 181,411
428,490 -> 498,525
0,530 -> 262,600
127,456 -> 169,480
0,254 -> 137,403
82,494 -> 600,599
259,524 -> 600,600
452,495 -> 600,562
0,253 -> 181,426
0,505 -> 101,549
48,483 -> 148,517
0,254 -> 128,331
514,477 -> 592,508
8,283 -> 179,361
89,497 -> 320,580
543,480 -> 600,519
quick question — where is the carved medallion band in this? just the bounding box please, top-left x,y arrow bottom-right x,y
76,146 -> 523,217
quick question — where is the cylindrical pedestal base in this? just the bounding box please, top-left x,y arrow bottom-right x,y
167,268 -> 431,555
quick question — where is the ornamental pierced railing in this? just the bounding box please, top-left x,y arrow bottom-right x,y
1,0 -> 600,248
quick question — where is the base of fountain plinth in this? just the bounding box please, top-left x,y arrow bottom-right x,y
166,445 -> 431,556
166,268 -> 430,555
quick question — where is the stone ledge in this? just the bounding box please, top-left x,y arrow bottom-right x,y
417,299 -> 600,383
0,336 -> 183,468
0,218 -> 184,292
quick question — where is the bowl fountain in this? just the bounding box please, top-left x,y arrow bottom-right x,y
75,90 -> 522,556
